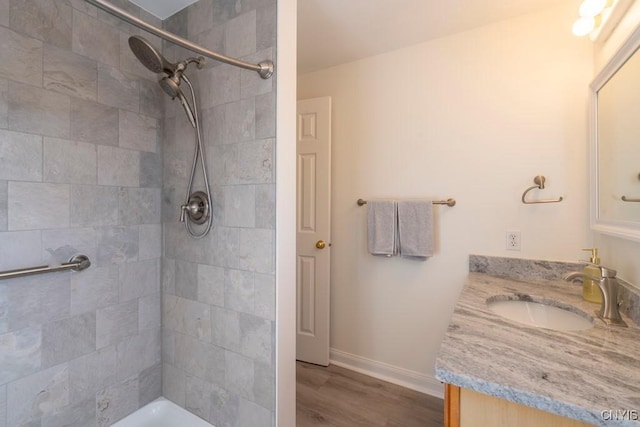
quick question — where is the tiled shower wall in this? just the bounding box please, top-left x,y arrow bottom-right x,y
0,0 -> 164,425
160,0 -> 277,425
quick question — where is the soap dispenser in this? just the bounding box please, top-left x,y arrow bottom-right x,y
581,248 -> 602,304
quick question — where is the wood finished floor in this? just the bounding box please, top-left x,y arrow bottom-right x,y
296,362 -> 444,427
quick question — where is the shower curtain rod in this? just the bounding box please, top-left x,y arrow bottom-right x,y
84,0 -> 274,79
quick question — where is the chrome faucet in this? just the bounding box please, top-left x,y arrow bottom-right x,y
563,266 -> 627,327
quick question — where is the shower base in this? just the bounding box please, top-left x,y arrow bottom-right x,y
112,397 -> 214,427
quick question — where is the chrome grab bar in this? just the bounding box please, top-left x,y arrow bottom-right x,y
0,254 -> 91,281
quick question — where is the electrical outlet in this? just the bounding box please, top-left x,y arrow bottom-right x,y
506,231 -> 521,251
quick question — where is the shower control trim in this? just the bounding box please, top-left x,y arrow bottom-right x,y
180,191 -> 210,225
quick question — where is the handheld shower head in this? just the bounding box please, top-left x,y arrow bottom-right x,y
128,36 -> 174,73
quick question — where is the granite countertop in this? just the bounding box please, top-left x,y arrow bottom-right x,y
435,272 -> 640,427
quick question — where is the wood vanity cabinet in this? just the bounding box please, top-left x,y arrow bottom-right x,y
444,384 -> 595,427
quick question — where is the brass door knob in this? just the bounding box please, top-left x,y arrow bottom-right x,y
316,240 -> 326,249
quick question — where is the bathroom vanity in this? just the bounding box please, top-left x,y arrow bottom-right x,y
436,258 -> 640,427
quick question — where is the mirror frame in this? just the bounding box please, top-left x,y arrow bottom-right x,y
590,23 -> 640,242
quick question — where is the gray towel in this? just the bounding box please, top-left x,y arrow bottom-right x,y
367,200 -> 397,256
397,200 -> 433,260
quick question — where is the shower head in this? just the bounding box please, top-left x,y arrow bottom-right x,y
161,74 -> 196,128
128,35 -> 174,74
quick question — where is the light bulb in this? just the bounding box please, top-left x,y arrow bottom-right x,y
579,0 -> 607,17
572,16 -> 595,36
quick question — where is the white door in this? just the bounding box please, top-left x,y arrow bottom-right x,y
296,97 -> 332,366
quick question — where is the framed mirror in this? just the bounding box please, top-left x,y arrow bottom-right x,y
591,24 -> 640,241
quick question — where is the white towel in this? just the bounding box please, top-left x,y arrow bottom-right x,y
367,200 -> 397,256
397,200 -> 433,260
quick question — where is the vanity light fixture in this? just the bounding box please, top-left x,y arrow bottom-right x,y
572,0 -> 614,37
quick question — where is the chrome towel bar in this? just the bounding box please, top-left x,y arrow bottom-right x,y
357,198 -> 456,207
0,254 -> 91,281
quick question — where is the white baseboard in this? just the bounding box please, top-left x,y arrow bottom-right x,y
329,348 -> 444,399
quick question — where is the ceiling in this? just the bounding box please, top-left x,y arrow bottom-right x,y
129,0 -> 197,20
298,0 -> 567,74
129,0 -> 569,73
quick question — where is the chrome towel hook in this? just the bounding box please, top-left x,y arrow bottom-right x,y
521,175 -> 563,204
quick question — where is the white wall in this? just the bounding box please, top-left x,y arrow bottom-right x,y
297,2 -> 593,391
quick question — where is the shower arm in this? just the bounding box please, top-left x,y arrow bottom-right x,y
84,0 -> 274,79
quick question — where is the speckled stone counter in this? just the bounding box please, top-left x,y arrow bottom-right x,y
435,269 -> 640,426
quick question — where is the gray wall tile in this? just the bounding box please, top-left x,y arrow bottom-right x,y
139,79 -> 164,120
96,300 -> 138,349
7,363 -> 69,426
0,230 -> 41,271
163,7 -> 188,39
211,306 -> 240,351
97,0 -> 140,34
116,328 -> 161,381
0,0 -> 8,26
254,273 -> 275,321
162,363 -> 186,408
174,332 -> 225,384
5,274 -> 69,333
96,377 -> 138,427
209,383 -> 239,426
0,181 -> 6,231
70,266 -> 118,316
255,184 -> 275,229
206,99 -> 256,145
200,65 -> 241,108
139,292 -> 161,331
119,187 -> 161,226
0,384 -> 6,427
187,0 -> 213,38
237,397 -> 272,427
119,110 -> 158,153
97,145 -> 140,187
140,152 -> 162,188
72,9 -> 119,68
212,139 -> 274,185
211,0 -> 240,26
41,312 -> 96,368
197,264 -> 224,306
70,185 -> 118,227
70,98 -> 118,146
44,45 -> 97,101
239,312 -> 273,364
97,64 -> 139,111
175,259 -> 198,300
119,258 -> 158,302
255,91 -> 275,139
163,294 -> 212,342
162,258 -> 176,295
138,363 -> 162,406
237,228 -> 274,273
41,226 -> 97,265
0,129 -> 42,182
139,224 -> 161,260
224,11 -> 257,58
96,226 -> 139,266
162,328 -> 175,366
0,79 -> 8,129
8,82 -> 71,138
10,0 -> 73,49
0,26 -> 43,86
0,326 -> 41,386
253,360 -> 274,410
225,268 -> 254,314
225,185 -> 256,228
256,4 -> 276,51
210,226 -> 240,269
69,346 -> 116,402
68,0 -> 97,17
185,375 -> 214,420
225,350 -> 254,400
44,137 -> 97,184
41,397 -> 95,427
8,182 -> 70,230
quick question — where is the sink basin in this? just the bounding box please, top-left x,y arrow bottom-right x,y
487,298 -> 593,331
